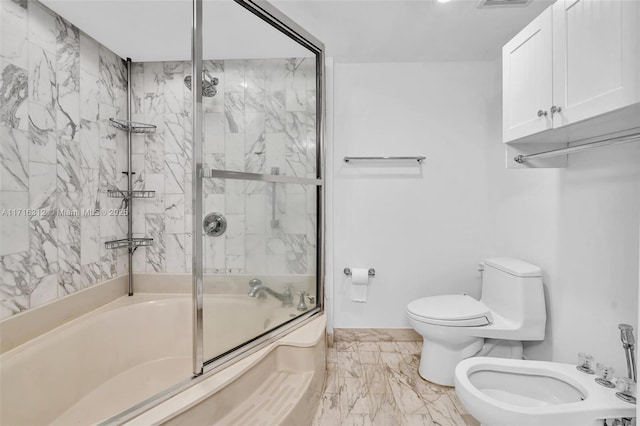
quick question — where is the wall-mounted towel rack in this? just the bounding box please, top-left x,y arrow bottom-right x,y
514,131 -> 640,164
344,156 -> 426,163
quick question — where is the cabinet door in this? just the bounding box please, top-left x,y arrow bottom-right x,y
503,7 -> 553,143
552,0 -> 640,128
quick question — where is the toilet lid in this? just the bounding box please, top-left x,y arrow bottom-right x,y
407,295 -> 493,327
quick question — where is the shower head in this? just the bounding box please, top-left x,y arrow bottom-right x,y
184,72 -> 219,97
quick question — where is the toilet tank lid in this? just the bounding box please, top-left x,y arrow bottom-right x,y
484,258 -> 542,277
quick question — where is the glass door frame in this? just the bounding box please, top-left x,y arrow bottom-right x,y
191,0 -> 326,376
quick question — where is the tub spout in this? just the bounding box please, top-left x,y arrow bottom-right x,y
248,283 -> 293,307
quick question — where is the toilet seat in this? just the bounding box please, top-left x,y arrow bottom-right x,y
407,295 -> 493,327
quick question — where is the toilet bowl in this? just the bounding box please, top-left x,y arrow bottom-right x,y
407,258 -> 546,386
454,357 -> 635,426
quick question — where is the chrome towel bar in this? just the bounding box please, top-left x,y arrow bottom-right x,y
344,267 -> 376,277
343,156 -> 426,163
514,131 -> 640,164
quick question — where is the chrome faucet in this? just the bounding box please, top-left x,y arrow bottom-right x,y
248,280 -> 293,307
619,324 -> 637,382
296,291 -> 317,311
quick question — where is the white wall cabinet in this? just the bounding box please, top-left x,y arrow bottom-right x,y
503,7 -> 553,142
503,0 -> 640,144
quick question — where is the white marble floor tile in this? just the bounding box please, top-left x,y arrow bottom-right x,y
315,334 -> 480,426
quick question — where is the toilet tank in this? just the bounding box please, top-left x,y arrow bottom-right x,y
480,258 -> 546,340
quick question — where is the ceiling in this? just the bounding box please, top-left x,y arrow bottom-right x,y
41,0 -> 554,63
271,0 -> 554,62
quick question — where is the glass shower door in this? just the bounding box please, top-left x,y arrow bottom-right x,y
196,0 -> 323,366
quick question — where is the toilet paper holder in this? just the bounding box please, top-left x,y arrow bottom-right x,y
344,267 -> 376,277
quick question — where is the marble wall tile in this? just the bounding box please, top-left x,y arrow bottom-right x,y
57,137 -> 81,194
204,230 -> 226,271
79,32 -> 99,76
166,233 -> 185,273
244,235 -> 265,273
80,215 -> 99,264
285,58 -> 306,112
264,59 -> 287,92
265,91 -> 285,133
0,0 -> 128,318
29,273 -> 57,307
144,173 -> 165,214
0,191 -> 29,255
99,147 -> 116,190
164,112 -> 188,154
132,57 -> 316,276
0,126 -> 29,190
266,236 -> 286,275
28,102 -> 56,163
224,93 -> 245,134
265,132 -> 286,175
165,194 -> 185,234
55,16 -> 79,141
204,112 -> 224,153
28,0 -> 56,54
29,214 -> 58,279
58,242 -> 81,294
145,133 -> 164,173
0,0 -> 28,68
56,192 -> 80,245
145,213 -> 165,272
29,44 -> 56,108
79,119 -> 99,169
245,112 -> 265,174
98,45 -> 126,106
164,66 -> 184,115
164,153 -> 186,194
224,60 -> 245,93
284,234 -> 307,274
225,213 -> 245,270
0,251 -> 31,318
0,61 -> 29,130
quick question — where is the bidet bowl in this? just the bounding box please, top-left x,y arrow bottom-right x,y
454,357 -> 635,426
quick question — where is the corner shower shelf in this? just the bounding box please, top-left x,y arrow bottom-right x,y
109,118 -> 157,134
107,189 -> 156,199
104,238 -> 153,250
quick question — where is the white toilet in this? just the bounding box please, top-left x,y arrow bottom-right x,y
406,257 -> 546,386
454,357 -> 635,426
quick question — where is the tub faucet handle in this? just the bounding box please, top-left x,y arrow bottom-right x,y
297,291 -> 309,311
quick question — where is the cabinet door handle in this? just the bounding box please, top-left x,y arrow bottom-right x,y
550,105 -> 562,115
537,109 -> 548,117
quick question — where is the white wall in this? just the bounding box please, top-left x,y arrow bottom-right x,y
332,61 -> 496,328
331,60 -> 640,375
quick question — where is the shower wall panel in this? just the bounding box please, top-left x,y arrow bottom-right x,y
0,0 -> 128,318
130,58 -> 317,276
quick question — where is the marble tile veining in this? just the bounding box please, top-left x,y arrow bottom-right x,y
313,334 -> 480,426
0,0 -> 127,318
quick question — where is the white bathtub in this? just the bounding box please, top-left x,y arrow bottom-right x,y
0,292 -> 310,425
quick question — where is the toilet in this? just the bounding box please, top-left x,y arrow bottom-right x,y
454,357 -> 635,426
406,257 -> 546,386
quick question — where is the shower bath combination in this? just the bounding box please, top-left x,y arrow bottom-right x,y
184,71 -> 219,97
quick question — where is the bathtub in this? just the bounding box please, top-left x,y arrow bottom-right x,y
0,289 -> 322,425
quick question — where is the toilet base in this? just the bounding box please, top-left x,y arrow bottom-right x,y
418,338 -> 483,386
418,338 -> 524,386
